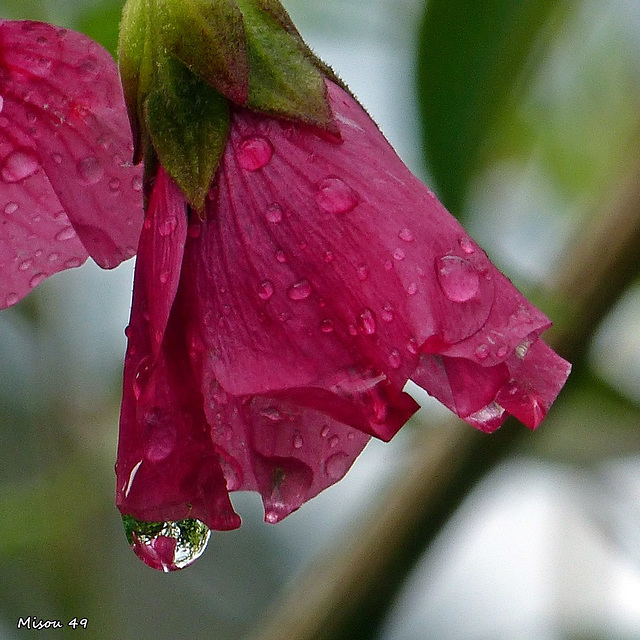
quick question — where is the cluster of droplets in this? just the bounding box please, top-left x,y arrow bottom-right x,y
122,515 -> 211,572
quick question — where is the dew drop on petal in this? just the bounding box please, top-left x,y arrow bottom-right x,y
275,250 -> 287,264
328,435 -> 340,448
389,350 -> 402,369
324,452 -> 351,480
5,293 -> 19,307
0,95 -> 4,113
399,228 -> 414,242
459,237 -> 475,255
54,227 -> 76,242
407,282 -> 418,296
357,265 -> 369,281
51,152 -> 63,165
19,259 -> 32,271
258,280 -> 274,300
496,344 -> 509,358
406,338 -> 419,354
320,318 -> 334,333
64,257 -> 83,268
381,304 -> 394,323
159,216 -> 178,237
3,202 -> 18,215
315,177 -> 358,214
237,136 -> 273,171
132,175 -> 143,191
143,412 -> 177,462
287,279 -> 312,301
323,250 -> 335,263
159,271 -> 170,284
293,432 -> 304,449
437,255 -> 480,303
393,248 -> 405,261
123,515 -> 211,572
76,156 -> 103,185
265,204 -> 283,223
320,425 -> 330,438
29,273 -> 45,289
109,178 -> 121,192
357,308 -> 377,335
474,344 -> 489,360
1,149 -> 40,183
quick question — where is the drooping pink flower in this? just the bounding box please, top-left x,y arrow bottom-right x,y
0,20 -> 143,309
116,79 -> 571,537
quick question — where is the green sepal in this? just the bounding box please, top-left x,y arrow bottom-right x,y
157,0 -> 249,105
118,0 -> 155,162
235,0 -> 337,132
146,54 -> 230,210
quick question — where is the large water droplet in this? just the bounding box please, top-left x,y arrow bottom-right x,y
315,177 -> 358,214
237,136 -> 273,171
436,255 -> 480,303
357,308 -> 377,335
1,148 -> 40,183
77,156 -> 103,185
122,515 -> 211,572
287,279 -> 312,301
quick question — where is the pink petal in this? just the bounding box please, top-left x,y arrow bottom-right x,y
0,20 -> 143,307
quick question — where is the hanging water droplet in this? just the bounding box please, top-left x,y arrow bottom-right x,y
287,279 -> 312,301
315,177 -> 358,214
324,453 -> 351,480
77,156 -> 103,185
159,216 -> 178,237
459,237 -> 475,254
320,318 -> 334,333
398,228 -> 414,242
357,308 -> 376,335
293,432 -> 304,449
388,350 -> 402,369
436,255 -> 480,303
3,201 -> 18,214
237,136 -> 273,171
258,280 -> 274,300
1,148 -> 40,183
265,204 -> 283,223
122,515 -> 211,572
54,226 -> 76,241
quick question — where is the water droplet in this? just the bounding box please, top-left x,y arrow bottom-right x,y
315,177 -> 358,214
381,304 -> 394,323
5,293 -> 19,307
29,273 -> 45,288
406,338 -> 419,354
48,252 -> 60,262
109,178 -> 121,192
320,318 -> 334,333
159,271 -> 170,284
323,250 -> 335,263
258,280 -> 274,300
287,279 -> 311,301
132,175 -> 143,191
77,156 -> 103,184
398,228 -> 414,242
19,259 -> 32,271
54,226 -> 76,241
320,425 -> 330,438
324,453 -> 351,480
159,216 -> 178,237
459,237 -> 475,254
388,350 -> 402,369
348,324 -> 358,336
496,345 -> 509,358
328,435 -> 340,449
133,356 -> 153,400
260,407 -> 284,422
293,432 -> 303,449
77,56 -> 99,81
474,344 -> 489,360
1,148 -> 40,183
357,308 -> 376,335
436,255 -> 480,303
0,95 -> 4,113
123,515 -> 211,572
237,136 -> 273,171
393,248 -> 405,261
275,250 -> 287,263
3,202 -> 18,214
407,282 -> 418,296
51,152 -> 63,165
143,412 -> 177,462
64,257 -> 82,268
265,204 -> 283,223
357,265 -> 369,280
384,259 -> 393,271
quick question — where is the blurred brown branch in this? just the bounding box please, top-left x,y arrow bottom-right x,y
245,158 -> 640,640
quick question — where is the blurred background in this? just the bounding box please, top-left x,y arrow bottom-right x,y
1,0 -> 640,638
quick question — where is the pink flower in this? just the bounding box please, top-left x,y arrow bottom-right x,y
0,20 -> 143,309
116,79 -> 571,533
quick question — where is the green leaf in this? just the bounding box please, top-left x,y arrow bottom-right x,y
417,0 -> 568,213
146,55 -> 229,210
236,0 -> 335,131
75,0 -> 123,57
158,0 -> 249,104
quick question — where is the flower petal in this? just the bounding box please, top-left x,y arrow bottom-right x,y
0,20 -> 143,280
